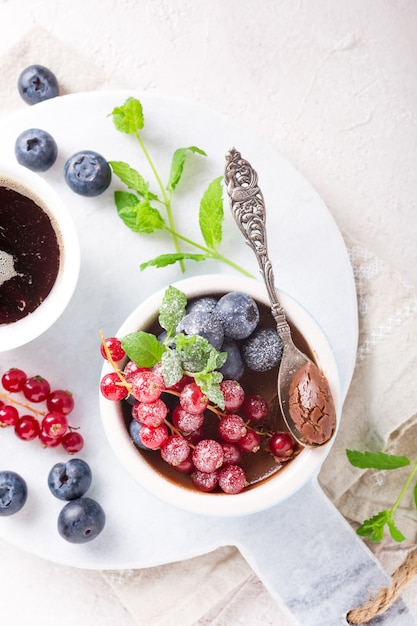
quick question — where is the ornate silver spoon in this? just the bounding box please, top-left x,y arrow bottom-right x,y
224,148 -> 336,447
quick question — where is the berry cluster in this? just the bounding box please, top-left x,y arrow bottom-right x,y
100,336 -> 296,495
0,368 -> 84,453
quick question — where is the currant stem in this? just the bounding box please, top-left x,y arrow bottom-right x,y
0,391 -> 46,418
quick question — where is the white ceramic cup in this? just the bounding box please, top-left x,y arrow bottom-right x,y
99,274 -> 341,517
0,162 -> 80,351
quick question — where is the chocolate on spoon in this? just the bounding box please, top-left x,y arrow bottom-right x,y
224,148 -> 336,447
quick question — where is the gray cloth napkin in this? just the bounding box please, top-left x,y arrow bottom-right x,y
1,26 -> 416,626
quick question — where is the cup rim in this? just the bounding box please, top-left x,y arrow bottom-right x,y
0,163 -> 80,351
99,274 -> 341,517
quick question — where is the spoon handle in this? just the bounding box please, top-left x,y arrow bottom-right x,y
225,148 -> 290,336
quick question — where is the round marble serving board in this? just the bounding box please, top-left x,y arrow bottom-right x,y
1,91 -> 405,625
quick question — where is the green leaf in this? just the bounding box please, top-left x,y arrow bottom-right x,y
110,161 -> 157,199
346,449 -> 411,470
121,331 -> 166,368
110,97 -> 144,134
167,146 -> 206,192
194,371 -> 225,409
386,517 -> 406,542
161,349 -> 183,388
115,194 -> 165,233
356,511 -> 390,542
199,176 -> 224,249
140,252 -> 208,271
158,286 -> 187,338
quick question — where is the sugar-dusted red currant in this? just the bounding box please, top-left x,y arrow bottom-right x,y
100,372 -> 128,401
218,464 -> 247,494
131,399 -> 168,427
219,379 -> 245,413
179,382 -> 209,415
0,404 -> 19,427
172,404 -> 204,434
22,375 -> 50,402
160,435 -> 190,467
41,411 -> 68,439
241,394 -> 268,422
131,370 -> 163,404
61,431 -> 84,454
100,336 -> 126,362
218,414 -> 246,443
1,368 -> 27,393
172,450 -> 194,474
191,469 -> 219,492
269,431 -> 295,459
238,428 -> 261,453
15,415 -> 40,441
123,360 -> 144,383
139,423 -> 169,450
192,439 -> 223,473
46,389 -> 74,415
221,442 -> 242,466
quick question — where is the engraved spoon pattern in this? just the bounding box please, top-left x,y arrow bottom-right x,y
224,148 -> 336,447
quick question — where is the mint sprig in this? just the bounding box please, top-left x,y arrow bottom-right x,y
120,285 -> 227,408
346,449 -> 417,542
108,97 -> 253,277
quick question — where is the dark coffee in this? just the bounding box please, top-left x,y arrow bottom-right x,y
0,184 -> 60,324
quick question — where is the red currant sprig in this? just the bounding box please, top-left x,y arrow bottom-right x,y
0,368 -> 84,454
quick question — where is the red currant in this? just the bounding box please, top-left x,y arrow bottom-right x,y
191,469 -> 219,492
61,431 -> 84,454
0,404 -> 19,427
22,375 -> 50,402
219,379 -> 245,413
46,389 -> 74,415
15,415 -> 40,441
131,370 -> 163,404
179,382 -> 209,415
131,399 -> 168,427
100,336 -> 126,362
192,439 -> 224,473
100,372 -> 128,401
218,414 -> 246,443
123,360 -> 145,383
160,435 -> 190,466
222,442 -> 242,465
1,368 -> 27,392
139,423 -> 169,450
218,464 -> 247,494
173,451 -> 194,474
238,429 -> 261,453
242,395 -> 268,422
171,404 -> 204,434
41,412 -> 68,439
269,431 -> 295,459
39,429 -> 63,448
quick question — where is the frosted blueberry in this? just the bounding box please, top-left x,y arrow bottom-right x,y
241,327 -> 283,372
15,128 -> 58,172
58,497 -> 105,543
215,292 -> 259,340
18,65 -> 59,105
0,471 -> 27,516
48,458 -> 92,501
186,297 -> 218,315
219,338 -> 244,380
177,310 -> 224,350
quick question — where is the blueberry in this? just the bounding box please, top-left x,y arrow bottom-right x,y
215,292 -> 259,340
15,128 -> 58,172
0,471 -> 27,516
48,458 -> 92,501
219,338 -> 244,380
177,310 -> 224,350
64,150 -> 111,196
57,497 -> 105,544
129,419 -> 147,449
18,65 -> 59,105
241,327 -> 283,372
186,297 -> 218,315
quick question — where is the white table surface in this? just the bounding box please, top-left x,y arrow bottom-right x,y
0,1 -> 416,625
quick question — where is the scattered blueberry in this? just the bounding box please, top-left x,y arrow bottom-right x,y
47,458 -> 92,501
129,419 -> 148,449
0,471 -> 27,516
15,128 -> 58,172
64,150 -> 111,196
186,297 -> 218,315
215,292 -> 259,340
177,310 -> 224,350
18,65 -> 59,105
241,327 -> 283,372
219,338 -> 244,380
57,497 -> 105,543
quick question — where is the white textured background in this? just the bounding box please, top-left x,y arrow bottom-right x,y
0,1 -> 416,625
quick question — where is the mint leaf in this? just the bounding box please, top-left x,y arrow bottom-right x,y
387,517 -> 406,542
140,252 -> 207,271
110,161 -> 157,199
121,331 -> 166,368
118,200 -> 165,234
161,349 -> 183,388
158,286 -> 187,338
167,146 -> 206,192
346,449 -> 411,470
357,511 -> 390,542
195,371 -> 225,409
110,97 -> 144,134
199,176 -> 224,249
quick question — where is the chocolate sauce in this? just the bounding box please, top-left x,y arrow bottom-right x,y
0,184 -> 60,324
